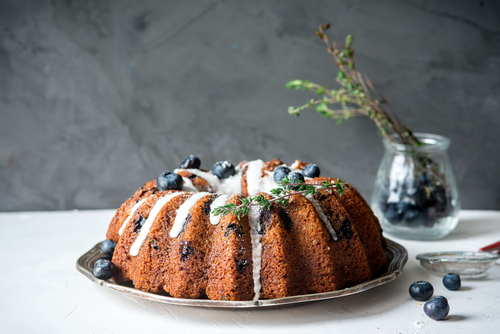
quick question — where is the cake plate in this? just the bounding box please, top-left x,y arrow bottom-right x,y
76,239 -> 407,308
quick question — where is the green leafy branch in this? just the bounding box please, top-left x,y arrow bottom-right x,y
212,177 -> 344,219
286,23 -> 421,146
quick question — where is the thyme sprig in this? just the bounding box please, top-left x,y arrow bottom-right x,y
212,177 -> 344,219
286,23 -> 421,147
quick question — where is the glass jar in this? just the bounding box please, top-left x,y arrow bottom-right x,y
371,133 -> 460,240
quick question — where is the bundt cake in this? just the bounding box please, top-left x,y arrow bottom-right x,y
102,157 -> 387,301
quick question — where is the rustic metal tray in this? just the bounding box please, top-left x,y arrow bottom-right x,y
77,238 -> 407,308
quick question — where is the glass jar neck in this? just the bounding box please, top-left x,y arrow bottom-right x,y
383,133 -> 450,153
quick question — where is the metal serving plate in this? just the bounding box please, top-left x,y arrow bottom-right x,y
77,239 -> 407,308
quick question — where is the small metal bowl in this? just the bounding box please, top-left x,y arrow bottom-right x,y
416,251 -> 499,276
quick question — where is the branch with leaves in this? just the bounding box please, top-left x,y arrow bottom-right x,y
286,23 -> 421,147
212,177 -> 344,219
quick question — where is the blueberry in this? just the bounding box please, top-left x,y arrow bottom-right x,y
378,199 -> 389,213
396,197 -> 413,215
432,183 -> 447,205
403,208 -> 421,222
179,155 -> 201,169
133,215 -> 146,233
101,239 -> 117,257
418,172 -> 431,186
93,258 -> 115,280
443,273 -> 461,291
287,171 -> 305,190
302,164 -> 320,178
157,171 -> 183,191
213,161 -> 235,179
424,296 -> 450,320
409,281 -> 434,301
384,203 -> 402,225
273,166 -> 291,183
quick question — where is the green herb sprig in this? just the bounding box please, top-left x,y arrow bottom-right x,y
286,23 -> 421,147
212,177 -> 344,219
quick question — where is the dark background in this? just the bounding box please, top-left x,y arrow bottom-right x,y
1,0 -> 499,212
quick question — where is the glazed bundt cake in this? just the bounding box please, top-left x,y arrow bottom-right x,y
102,157 -> 387,301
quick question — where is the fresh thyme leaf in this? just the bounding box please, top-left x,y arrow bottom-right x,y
213,177 -> 345,219
335,180 -> 344,197
285,25 -> 421,147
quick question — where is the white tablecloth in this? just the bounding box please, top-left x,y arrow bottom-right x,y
1,209 -> 499,333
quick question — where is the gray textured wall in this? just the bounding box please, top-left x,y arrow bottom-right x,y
1,0 -> 499,212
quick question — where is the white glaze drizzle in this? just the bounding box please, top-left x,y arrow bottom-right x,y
130,192 -> 184,256
289,160 -> 301,170
119,197 -> 149,236
181,177 -> 198,192
219,168 -> 242,196
170,192 -> 210,238
209,194 -> 229,225
248,205 -> 262,301
173,168 -> 221,192
259,170 -> 279,194
245,159 -> 265,196
306,194 -> 338,241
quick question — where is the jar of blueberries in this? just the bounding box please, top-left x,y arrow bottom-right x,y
371,133 -> 460,240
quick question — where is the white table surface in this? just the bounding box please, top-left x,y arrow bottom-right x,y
1,209 -> 499,334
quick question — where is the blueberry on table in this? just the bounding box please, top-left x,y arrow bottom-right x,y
302,164 -> 320,178
213,161 -> 235,179
424,296 -> 450,320
273,166 -> 291,183
287,171 -> 305,190
443,273 -> 461,291
157,171 -> 183,191
179,155 -> 201,169
101,239 -> 117,257
409,281 -> 434,301
93,258 -> 115,280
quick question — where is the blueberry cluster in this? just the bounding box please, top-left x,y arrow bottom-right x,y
273,163 -> 320,190
379,172 -> 451,227
157,155 -> 238,191
408,272 -> 461,321
178,155 -> 237,180
92,240 -> 117,280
